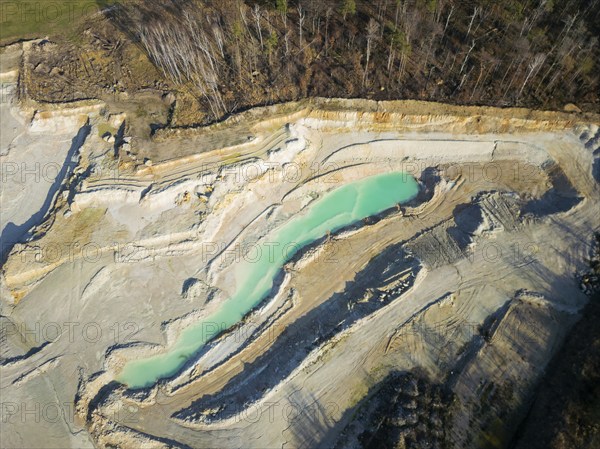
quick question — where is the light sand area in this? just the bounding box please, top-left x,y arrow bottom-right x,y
0,84 -> 98,259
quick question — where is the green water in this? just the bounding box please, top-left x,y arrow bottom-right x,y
118,172 -> 419,388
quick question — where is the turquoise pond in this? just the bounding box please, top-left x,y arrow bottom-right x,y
118,171 -> 419,388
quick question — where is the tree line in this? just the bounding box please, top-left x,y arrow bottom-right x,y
107,0 -> 599,123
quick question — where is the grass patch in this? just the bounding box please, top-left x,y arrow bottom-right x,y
97,122 -> 116,138
134,104 -> 149,118
0,1 -> 120,43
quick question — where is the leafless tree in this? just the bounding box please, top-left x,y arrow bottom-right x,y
324,7 -> 333,56
466,6 -> 479,41
252,4 -> 264,50
534,14 -> 579,93
298,5 -> 306,50
460,40 -> 476,75
364,18 -> 380,86
518,53 -> 546,99
443,5 -> 454,38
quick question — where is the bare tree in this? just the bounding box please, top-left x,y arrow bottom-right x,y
459,40 -> 476,75
434,0 -> 446,24
324,7 -> 333,56
518,53 -> 546,99
535,14 -> 579,93
211,21 -> 225,58
276,0 -> 289,55
363,18 -> 380,86
252,4 -> 263,50
442,5 -> 454,38
298,5 -> 306,50
466,7 -> 479,41
521,0 -> 551,37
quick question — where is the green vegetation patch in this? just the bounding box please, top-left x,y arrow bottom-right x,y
0,0 -> 119,43
96,122 -> 116,138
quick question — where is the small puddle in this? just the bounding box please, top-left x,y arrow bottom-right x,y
118,171 -> 419,388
